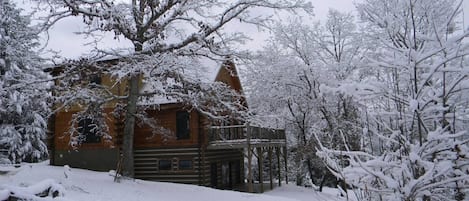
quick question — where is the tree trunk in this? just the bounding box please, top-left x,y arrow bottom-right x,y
122,74 -> 139,178
319,175 -> 326,192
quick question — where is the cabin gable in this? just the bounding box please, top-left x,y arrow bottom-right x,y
214,60 -> 243,93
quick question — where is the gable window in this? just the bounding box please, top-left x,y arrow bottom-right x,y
158,160 -> 172,171
179,160 -> 193,170
176,111 -> 190,140
89,74 -> 102,88
78,118 -> 100,143
90,74 -> 101,84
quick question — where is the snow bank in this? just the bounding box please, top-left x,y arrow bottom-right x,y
0,162 -> 347,201
0,178 -> 65,200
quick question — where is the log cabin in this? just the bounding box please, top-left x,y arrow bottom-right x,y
47,58 -> 287,192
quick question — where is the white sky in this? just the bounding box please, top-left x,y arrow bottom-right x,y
36,0 -> 357,59
21,0 -> 469,59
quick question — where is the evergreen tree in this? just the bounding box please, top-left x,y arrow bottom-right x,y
0,0 -> 50,164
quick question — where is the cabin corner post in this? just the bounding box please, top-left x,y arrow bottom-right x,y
47,114 -> 56,165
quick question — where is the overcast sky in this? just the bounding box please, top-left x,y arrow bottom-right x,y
37,0 -> 356,59
34,0 -> 469,59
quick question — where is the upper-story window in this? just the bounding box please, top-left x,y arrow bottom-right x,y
78,118 -> 100,143
176,111 -> 190,140
89,74 -> 102,87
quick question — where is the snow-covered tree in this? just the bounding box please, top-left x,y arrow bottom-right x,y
245,9 -> 368,191
317,0 -> 469,200
0,0 -> 50,164
42,0 -> 313,177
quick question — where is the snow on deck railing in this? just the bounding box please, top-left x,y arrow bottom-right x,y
208,125 -> 285,142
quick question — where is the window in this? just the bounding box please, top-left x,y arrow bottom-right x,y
78,118 -> 100,143
158,160 -> 172,171
89,74 -> 102,85
176,111 -> 190,140
179,160 -> 193,170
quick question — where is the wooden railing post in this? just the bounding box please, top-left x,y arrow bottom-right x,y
276,147 -> 281,187
247,124 -> 253,193
257,147 -> 264,193
269,147 -> 273,190
283,146 -> 288,184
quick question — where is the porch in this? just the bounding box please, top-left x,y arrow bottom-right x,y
207,125 -> 289,193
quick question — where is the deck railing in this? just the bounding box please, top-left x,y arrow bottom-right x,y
208,125 -> 286,142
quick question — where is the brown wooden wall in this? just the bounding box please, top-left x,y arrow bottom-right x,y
53,74 -> 127,111
134,147 -> 201,184
54,107 -> 202,150
134,107 -> 201,148
214,61 -> 243,93
53,108 -> 117,150
134,147 -> 244,188
199,149 -> 244,188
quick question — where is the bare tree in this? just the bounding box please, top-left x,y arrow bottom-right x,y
318,0 -> 469,200
245,9 -> 368,191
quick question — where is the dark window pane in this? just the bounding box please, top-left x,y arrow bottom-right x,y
90,74 -> 101,85
159,160 -> 172,171
176,111 -> 190,140
78,118 -> 100,143
179,160 -> 193,170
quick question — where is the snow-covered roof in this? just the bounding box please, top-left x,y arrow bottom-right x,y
138,57 -> 227,106
46,55 -> 232,106
173,57 -> 222,83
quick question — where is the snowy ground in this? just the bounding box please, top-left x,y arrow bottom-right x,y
0,162 -> 352,201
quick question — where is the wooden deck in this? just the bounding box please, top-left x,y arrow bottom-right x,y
207,125 -> 288,193
207,125 -> 286,149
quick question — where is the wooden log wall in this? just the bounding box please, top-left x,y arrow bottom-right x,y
134,147 -> 244,188
134,108 -> 200,148
134,147 -> 201,184
53,108 -> 117,150
199,149 -> 244,188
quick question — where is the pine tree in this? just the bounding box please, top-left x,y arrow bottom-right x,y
0,0 -> 50,164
